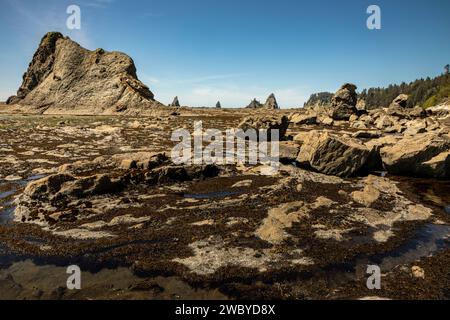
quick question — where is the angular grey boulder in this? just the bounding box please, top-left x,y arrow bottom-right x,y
380,133 -> 450,179
389,94 -> 409,109
296,130 -> 371,177
237,115 -> 289,141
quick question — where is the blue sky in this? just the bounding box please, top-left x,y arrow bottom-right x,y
1,0 -> 449,107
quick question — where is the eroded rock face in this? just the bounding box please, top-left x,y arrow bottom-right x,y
237,115 -> 289,141
331,83 -> 358,120
289,112 -> 318,125
22,173 -> 124,204
245,98 -> 263,109
14,160 -> 222,225
7,32 -> 161,114
170,96 -> 180,107
380,133 -> 450,179
296,130 -> 371,177
390,94 -> 409,109
263,93 -> 279,110
115,152 -> 169,170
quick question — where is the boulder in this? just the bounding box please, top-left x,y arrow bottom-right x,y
351,183 -> 380,207
375,115 -> 395,129
332,104 -> 357,121
387,105 -> 426,119
144,164 -> 220,184
279,141 -> 301,163
237,115 -> 289,141
352,130 -> 381,139
24,174 -> 76,201
117,152 -> 168,170
331,83 -> 358,120
403,119 -> 427,136
289,112 -> 317,125
318,115 -> 334,126
359,114 -> 374,124
23,173 -> 124,203
420,151 -> 450,179
296,131 -> 371,177
332,83 -> 358,107
263,93 -> 279,110
411,266 -> 425,279
7,32 -> 161,114
380,133 -> 450,178
389,94 -> 409,108
350,121 -> 368,130
384,125 -> 404,134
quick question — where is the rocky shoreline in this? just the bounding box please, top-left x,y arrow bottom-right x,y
0,32 -> 449,300
0,105 -> 449,299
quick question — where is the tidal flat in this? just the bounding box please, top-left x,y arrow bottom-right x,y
0,110 -> 449,300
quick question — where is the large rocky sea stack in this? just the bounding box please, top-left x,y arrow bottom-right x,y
6,32 -> 162,114
263,93 -> 279,110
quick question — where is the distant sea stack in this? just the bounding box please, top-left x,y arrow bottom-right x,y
245,98 -> 263,109
6,32 -> 163,114
263,93 -> 279,110
169,96 -> 180,107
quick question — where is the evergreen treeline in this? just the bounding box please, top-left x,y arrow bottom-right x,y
304,72 -> 450,109
360,73 -> 450,109
303,92 -> 333,107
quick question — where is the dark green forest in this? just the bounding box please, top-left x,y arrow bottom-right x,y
304,71 -> 450,109
303,92 -> 333,107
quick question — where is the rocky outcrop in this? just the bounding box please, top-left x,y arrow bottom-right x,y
331,83 -> 358,120
237,115 -> 289,141
20,173 -> 124,210
279,141 -> 301,163
389,94 -> 409,108
114,152 -> 169,170
245,98 -> 262,109
263,93 -> 279,110
14,161 -> 222,225
170,96 -> 180,107
289,112 -> 318,125
6,32 -> 162,114
386,105 -> 426,119
380,133 -> 450,179
295,130 -> 371,177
